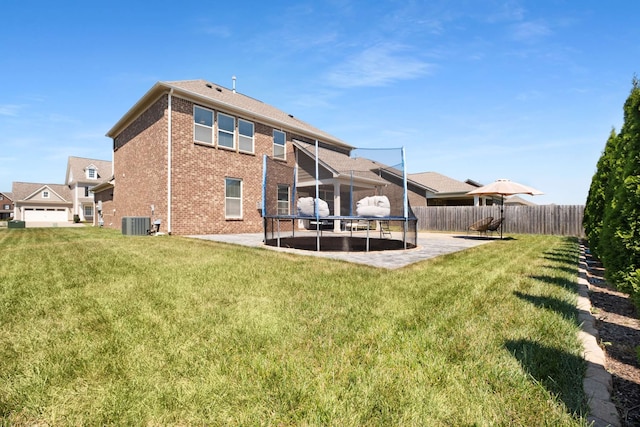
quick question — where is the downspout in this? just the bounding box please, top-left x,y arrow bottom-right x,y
167,89 -> 173,234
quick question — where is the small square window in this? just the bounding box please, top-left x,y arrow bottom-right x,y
42,191 -> 50,199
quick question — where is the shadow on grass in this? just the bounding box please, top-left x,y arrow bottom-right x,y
528,275 -> 578,292
514,291 -> 579,325
505,339 -> 587,417
452,235 -> 516,241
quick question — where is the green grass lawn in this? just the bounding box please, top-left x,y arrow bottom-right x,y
0,227 -> 588,426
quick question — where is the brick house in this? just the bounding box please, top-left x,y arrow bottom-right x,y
0,191 -> 14,220
101,79 -> 354,235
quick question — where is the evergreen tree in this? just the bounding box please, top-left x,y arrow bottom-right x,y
600,77 -> 640,304
583,129 -> 618,258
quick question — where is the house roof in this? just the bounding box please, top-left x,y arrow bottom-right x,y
504,195 -> 537,206
11,182 -> 72,202
408,172 -> 478,195
0,191 -> 14,202
65,156 -> 112,185
107,79 -> 353,151
293,141 -> 387,185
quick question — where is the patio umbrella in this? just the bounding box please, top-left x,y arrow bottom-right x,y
466,179 -> 543,239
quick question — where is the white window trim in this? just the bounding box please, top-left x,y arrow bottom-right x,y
277,184 -> 290,215
225,178 -> 243,219
273,130 -> 286,160
238,118 -> 254,154
217,112 -> 236,150
194,105 -> 214,145
86,168 -> 96,180
84,204 -> 94,217
42,191 -> 50,199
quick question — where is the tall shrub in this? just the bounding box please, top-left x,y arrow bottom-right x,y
600,78 -> 640,304
584,129 -> 618,258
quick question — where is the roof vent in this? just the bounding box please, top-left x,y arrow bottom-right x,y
288,114 -> 294,118
232,75 -> 236,93
205,83 -> 212,89
216,87 -> 222,92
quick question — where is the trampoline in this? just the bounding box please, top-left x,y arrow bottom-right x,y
262,141 -> 418,252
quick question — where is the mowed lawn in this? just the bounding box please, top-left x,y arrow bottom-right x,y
0,227 -> 588,426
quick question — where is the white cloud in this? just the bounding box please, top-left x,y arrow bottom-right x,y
511,20 -> 552,42
325,44 -> 432,88
0,104 -> 23,116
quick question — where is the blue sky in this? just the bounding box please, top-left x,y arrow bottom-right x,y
1,0 -> 638,205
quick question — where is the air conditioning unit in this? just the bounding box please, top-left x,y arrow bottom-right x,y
122,216 -> 151,236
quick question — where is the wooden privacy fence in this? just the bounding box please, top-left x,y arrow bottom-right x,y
413,205 -> 585,237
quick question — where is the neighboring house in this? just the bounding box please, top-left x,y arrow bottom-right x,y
0,191 -> 14,220
408,172 -> 493,206
504,195 -> 537,206
102,79 -> 353,235
11,182 -> 72,222
65,156 -> 112,222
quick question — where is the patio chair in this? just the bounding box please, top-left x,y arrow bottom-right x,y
486,217 -> 504,236
467,217 -> 493,235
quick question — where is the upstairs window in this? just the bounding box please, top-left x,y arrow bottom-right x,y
87,168 -> 96,179
194,106 -> 214,144
84,186 -> 90,197
218,113 -> 235,149
238,119 -> 254,153
42,191 -> 50,199
3,204 -> 10,210
273,130 -> 286,160
225,178 -> 242,219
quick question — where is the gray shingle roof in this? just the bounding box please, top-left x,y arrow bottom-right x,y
66,156 -> 112,185
108,79 -> 352,150
408,172 -> 478,194
11,182 -> 72,202
294,141 -> 387,184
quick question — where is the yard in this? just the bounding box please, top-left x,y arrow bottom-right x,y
0,227 -> 589,425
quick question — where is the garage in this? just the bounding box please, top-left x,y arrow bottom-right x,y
24,208 -> 69,222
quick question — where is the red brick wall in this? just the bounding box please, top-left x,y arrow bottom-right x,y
109,96 -> 168,232
108,93 -> 298,235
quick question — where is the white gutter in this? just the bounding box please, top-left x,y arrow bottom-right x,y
167,89 -> 173,234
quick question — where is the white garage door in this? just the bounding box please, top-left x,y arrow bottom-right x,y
24,208 -> 69,222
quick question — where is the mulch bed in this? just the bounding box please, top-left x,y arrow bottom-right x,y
583,244 -> 640,426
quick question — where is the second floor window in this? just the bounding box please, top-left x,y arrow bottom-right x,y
238,119 -> 254,153
218,113 -> 235,149
84,187 -> 90,197
273,130 -> 286,160
42,191 -> 50,199
87,168 -> 96,179
194,106 -> 214,144
3,204 -> 9,210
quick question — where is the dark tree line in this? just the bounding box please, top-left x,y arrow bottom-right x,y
584,77 -> 640,308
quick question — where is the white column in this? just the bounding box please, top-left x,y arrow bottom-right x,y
333,181 -> 341,232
